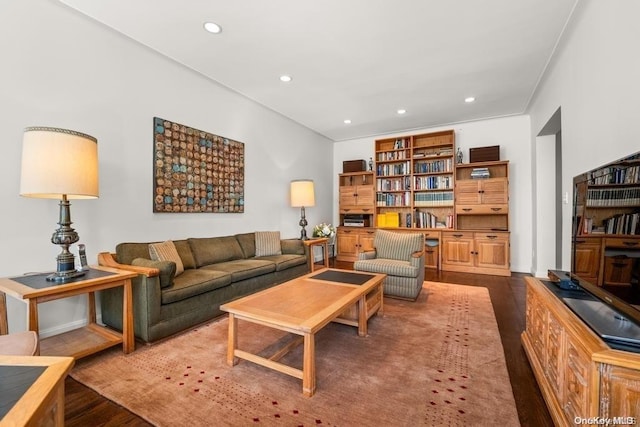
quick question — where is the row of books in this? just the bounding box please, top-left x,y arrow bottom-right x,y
589,165 -> 640,185
414,175 -> 453,190
603,212 -> 640,235
376,211 -> 454,229
586,188 -> 640,207
413,148 -> 454,158
376,177 -> 410,191
471,167 -> 490,179
376,192 -> 411,207
377,151 -> 407,162
414,211 -> 454,228
376,161 -> 411,177
414,159 -> 453,174
414,191 -> 454,207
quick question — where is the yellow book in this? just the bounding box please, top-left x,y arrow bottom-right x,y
377,214 -> 387,227
385,212 -> 400,227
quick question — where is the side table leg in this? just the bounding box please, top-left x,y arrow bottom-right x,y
28,299 -> 39,334
122,279 -> 135,353
0,291 -> 8,335
302,333 -> 316,396
227,314 -> 238,366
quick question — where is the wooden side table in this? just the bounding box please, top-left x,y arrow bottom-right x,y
303,238 -> 329,272
0,266 -> 138,359
0,355 -> 74,426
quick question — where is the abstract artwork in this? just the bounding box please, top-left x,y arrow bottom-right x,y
153,117 -> 244,213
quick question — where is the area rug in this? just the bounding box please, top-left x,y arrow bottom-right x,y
71,282 -> 520,426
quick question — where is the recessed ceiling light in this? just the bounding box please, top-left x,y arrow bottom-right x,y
465,97 -> 476,103
279,75 -> 292,83
397,109 -> 407,115
344,119 -> 352,124
203,22 -> 222,34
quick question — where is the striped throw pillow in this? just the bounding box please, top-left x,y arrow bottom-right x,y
149,240 -> 184,276
255,231 -> 282,257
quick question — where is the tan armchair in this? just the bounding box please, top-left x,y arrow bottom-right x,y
353,229 -> 425,300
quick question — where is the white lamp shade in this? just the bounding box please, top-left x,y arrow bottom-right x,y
20,127 -> 99,199
290,179 -> 315,207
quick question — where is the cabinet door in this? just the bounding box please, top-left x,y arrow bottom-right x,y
337,229 -> 359,260
455,180 -> 481,205
355,185 -> 375,208
545,310 -> 565,398
441,233 -> 474,267
475,233 -> 509,270
480,178 -> 508,204
564,339 -> 591,422
339,186 -> 357,208
573,237 -> 601,285
599,364 -> 640,419
358,230 -> 376,253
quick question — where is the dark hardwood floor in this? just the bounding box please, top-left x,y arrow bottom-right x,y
64,261 -> 552,426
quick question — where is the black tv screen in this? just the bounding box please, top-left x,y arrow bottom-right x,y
571,151 -> 640,322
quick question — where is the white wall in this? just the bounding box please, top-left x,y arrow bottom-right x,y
0,0 -> 333,334
333,115 -> 532,273
527,0 -> 640,272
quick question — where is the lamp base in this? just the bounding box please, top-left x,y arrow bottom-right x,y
46,269 -> 86,283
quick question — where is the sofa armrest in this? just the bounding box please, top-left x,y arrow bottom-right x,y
280,238 -> 309,257
98,252 -> 159,277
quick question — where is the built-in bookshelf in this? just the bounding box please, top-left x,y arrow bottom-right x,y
577,157 -> 640,236
374,130 -> 455,229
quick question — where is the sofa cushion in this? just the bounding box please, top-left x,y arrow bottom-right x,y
200,259 -> 276,282
280,239 -> 305,255
353,258 -> 420,278
132,258 -> 176,289
161,269 -> 232,305
255,231 -> 282,256
374,229 -> 424,261
173,239 -> 196,270
149,241 -> 184,276
188,236 -> 245,267
235,233 -> 256,258
255,254 -> 306,271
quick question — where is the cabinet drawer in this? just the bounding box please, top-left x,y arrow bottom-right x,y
474,232 -> 509,241
441,231 -> 475,240
456,204 -> 508,215
604,237 -> 640,249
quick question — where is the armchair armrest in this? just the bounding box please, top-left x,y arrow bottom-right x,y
410,249 -> 425,269
358,250 -> 377,260
98,252 -> 159,277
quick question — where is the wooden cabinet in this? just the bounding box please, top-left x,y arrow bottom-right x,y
454,161 -> 509,231
522,276 -> 640,426
336,227 -> 375,262
441,231 -> 510,276
339,173 -> 375,211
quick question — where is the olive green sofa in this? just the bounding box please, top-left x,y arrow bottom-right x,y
98,232 -> 309,343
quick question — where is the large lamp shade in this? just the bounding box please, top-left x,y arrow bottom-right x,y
290,179 -> 315,207
20,127 -> 99,199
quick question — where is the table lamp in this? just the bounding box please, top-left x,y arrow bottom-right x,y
290,179 -> 315,240
20,127 -> 99,282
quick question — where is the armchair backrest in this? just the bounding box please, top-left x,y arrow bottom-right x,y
374,229 -> 424,261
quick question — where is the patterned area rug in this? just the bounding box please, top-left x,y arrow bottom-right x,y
71,282 -> 520,426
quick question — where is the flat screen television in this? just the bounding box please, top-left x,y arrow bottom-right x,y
570,150 -> 640,328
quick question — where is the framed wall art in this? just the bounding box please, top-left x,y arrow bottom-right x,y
153,117 -> 245,213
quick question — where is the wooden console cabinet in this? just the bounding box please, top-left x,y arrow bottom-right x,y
441,230 -> 510,276
522,276 -> 640,426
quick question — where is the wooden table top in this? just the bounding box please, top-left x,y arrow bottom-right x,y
221,268 -> 385,334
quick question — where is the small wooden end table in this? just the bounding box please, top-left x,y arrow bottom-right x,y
0,266 -> 138,359
303,237 -> 329,271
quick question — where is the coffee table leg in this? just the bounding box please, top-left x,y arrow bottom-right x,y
357,296 -> 367,337
302,333 -> 316,396
227,314 -> 238,366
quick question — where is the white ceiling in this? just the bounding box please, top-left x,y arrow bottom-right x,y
59,0 -> 578,141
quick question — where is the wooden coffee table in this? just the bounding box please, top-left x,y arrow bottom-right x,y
220,268 -> 385,396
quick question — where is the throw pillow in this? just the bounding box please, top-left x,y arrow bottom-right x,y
149,240 -> 184,276
131,258 -> 176,289
255,231 -> 282,257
